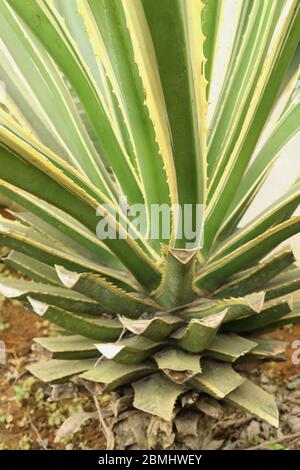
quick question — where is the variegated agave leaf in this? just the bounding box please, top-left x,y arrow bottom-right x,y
0,0 -> 299,426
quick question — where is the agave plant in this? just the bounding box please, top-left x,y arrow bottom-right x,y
0,0 -> 300,431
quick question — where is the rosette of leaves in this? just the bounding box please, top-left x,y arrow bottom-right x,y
0,0 -> 299,427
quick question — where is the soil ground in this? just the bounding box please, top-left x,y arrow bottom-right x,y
0,299 -> 107,450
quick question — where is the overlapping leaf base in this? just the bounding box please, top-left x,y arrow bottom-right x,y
3,246 -> 300,427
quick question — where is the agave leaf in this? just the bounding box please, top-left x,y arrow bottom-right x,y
118,314 -> 183,342
208,0 -> 253,141
56,266 -> 159,318
154,248 -> 198,308
208,0 -> 280,186
188,360 -> 245,399
0,1 -> 117,199
0,108 -> 160,267
113,0 -> 179,213
1,94 -> 34,133
80,359 -> 156,392
225,379 -> 279,427
196,217 -> 300,292
0,216 -> 131,287
27,299 -> 123,341
2,251 -> 61,286
153,348 -> 201,373
204,334 -> 257,363
34,335 -> 98,360
218,100 -> 300,240
246,338 -> 287,360
213,249 -> 295,298
9,0 -> 144,207
249,301 -> 300,334
182,292 -> 264,323
0,181 -> 123,269
280,49 -> 300,112
244,292 -> 266,313
95,336 -> 163,365
0,136 -> 160,267
205,1 -> 300,249
162,369 -> 197,385
0,278 -> 104,316
133,373 -> 186,421
224,296 -> 293,333
0,52 -> 58,149
85,0 -> 173,248
171,310 -> 226,353
27,358 -> 96,384
13,210 -> 107,265
54,0 -> 134,152
142,0 -> 207,248
0,110 -> 114,205
175,298 -> 218,320
213,176 -> 300,259
202,0 -> 223,100
265,267 -> 300,300
0,142 -> 160,289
